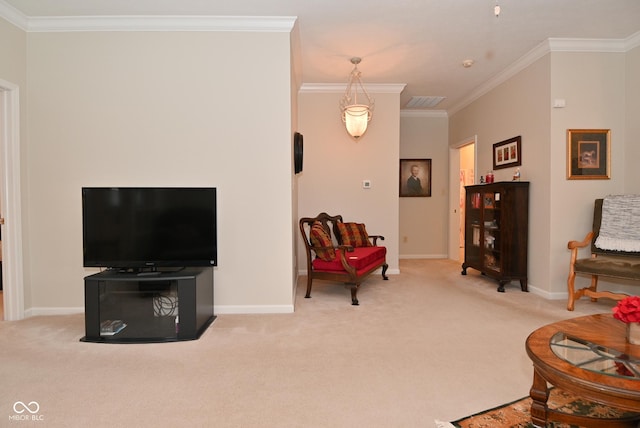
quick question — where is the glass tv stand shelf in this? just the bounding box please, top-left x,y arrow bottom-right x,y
81,267 -> 215,343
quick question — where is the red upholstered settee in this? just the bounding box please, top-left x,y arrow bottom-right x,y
299,213 -> 388,305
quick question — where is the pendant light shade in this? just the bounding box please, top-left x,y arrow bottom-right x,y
343,105 -> 370,138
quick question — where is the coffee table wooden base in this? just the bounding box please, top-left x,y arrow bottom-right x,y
526,314 -> 640,428
529,368 -> 640,428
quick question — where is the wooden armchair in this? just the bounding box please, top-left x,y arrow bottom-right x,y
567,198 -> 640,310
299,213 -> 388,305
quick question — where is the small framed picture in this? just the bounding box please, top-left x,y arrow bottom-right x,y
399,159 -> 431,197
484,193 -> 495,209
493,136 -> 522,170
566,129 -> 610,179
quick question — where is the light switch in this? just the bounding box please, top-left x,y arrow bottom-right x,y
553,99 -> 566,108
363,180 -> 371,189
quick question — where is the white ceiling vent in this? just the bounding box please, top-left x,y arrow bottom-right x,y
405,96 -> 445,108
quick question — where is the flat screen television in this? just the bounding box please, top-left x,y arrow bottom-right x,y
82,187 -> 217,270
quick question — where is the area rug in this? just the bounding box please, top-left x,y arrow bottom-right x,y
437,388 -> 640,428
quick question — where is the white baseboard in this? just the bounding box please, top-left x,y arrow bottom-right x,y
526,285 -> 566,300
214,305 -> 294,314
26,307 -> 84,317
298,267 -> 400,276
528,284 -> 634,301
399,254 -> 448,259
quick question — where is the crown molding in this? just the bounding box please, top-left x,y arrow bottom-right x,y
0,0 -> 28,30
0,7 -> 296,33
627,30 -> 640,51
448,31 -> 640,115
401,110 -> 448,118
27,15 -> 296,32
548,37 -> 627,52
300,83 -> 406,94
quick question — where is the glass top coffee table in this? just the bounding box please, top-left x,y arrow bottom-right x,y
526,314 -> 640,428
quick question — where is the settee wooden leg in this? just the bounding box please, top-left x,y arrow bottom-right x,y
381,263 -> 389,280
350,285 -> 359,305
305,275 -> 313,299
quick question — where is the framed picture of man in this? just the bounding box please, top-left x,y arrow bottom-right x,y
399,159 -> 431,197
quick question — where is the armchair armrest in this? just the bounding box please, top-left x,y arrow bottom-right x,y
567,231 -> 594,251
568,231 -> 595,266
368,235 -> 385,246
336,245 -> 357,275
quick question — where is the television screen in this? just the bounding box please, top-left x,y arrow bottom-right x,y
82,187 -> 217,269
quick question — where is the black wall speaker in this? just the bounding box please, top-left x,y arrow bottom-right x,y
294,132 -> 303,174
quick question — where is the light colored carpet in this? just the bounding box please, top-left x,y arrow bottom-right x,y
0,259 -> 615,427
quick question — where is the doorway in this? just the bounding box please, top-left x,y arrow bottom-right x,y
0,79 -> 26,321
448,136 -> 476,261
458,144 -> 475,260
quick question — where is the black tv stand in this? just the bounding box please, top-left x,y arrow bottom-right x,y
81,267 -> 215,343
136,270 -> 162,277
114,266 -> 186,276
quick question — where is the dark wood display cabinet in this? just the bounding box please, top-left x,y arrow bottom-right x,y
461,181 -> 529,292
81,267 -> 215,343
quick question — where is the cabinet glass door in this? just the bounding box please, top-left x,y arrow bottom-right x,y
465,191 -> 482,264
482,191 -> 501,272
98,281 -> 179,340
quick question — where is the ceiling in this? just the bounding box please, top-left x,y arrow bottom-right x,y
3,0 -> 640,112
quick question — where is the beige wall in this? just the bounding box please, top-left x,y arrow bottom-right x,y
399,112 -> 449,258
297,88 -> 402,274
290,22 -> 302,299
549,51 -> 629,297
451,47 -> 639,299
0,19 -> 25,82
626,44 -> 640,193
24,30 -> 297,313
0,18 -> 31,310
450,54 -> 551,294
4,12 -> 640,314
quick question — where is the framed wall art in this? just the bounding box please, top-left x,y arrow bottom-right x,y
399,159 -> 431,197
493,136 -> 522,170
566,129 -> 610,180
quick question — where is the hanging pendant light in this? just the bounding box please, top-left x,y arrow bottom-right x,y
340,57 -> 374,139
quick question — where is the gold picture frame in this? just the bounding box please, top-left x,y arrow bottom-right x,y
566,129 -> 610,180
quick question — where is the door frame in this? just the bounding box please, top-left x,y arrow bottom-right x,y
0,78 -> 25,321
448,135 -> 477,261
